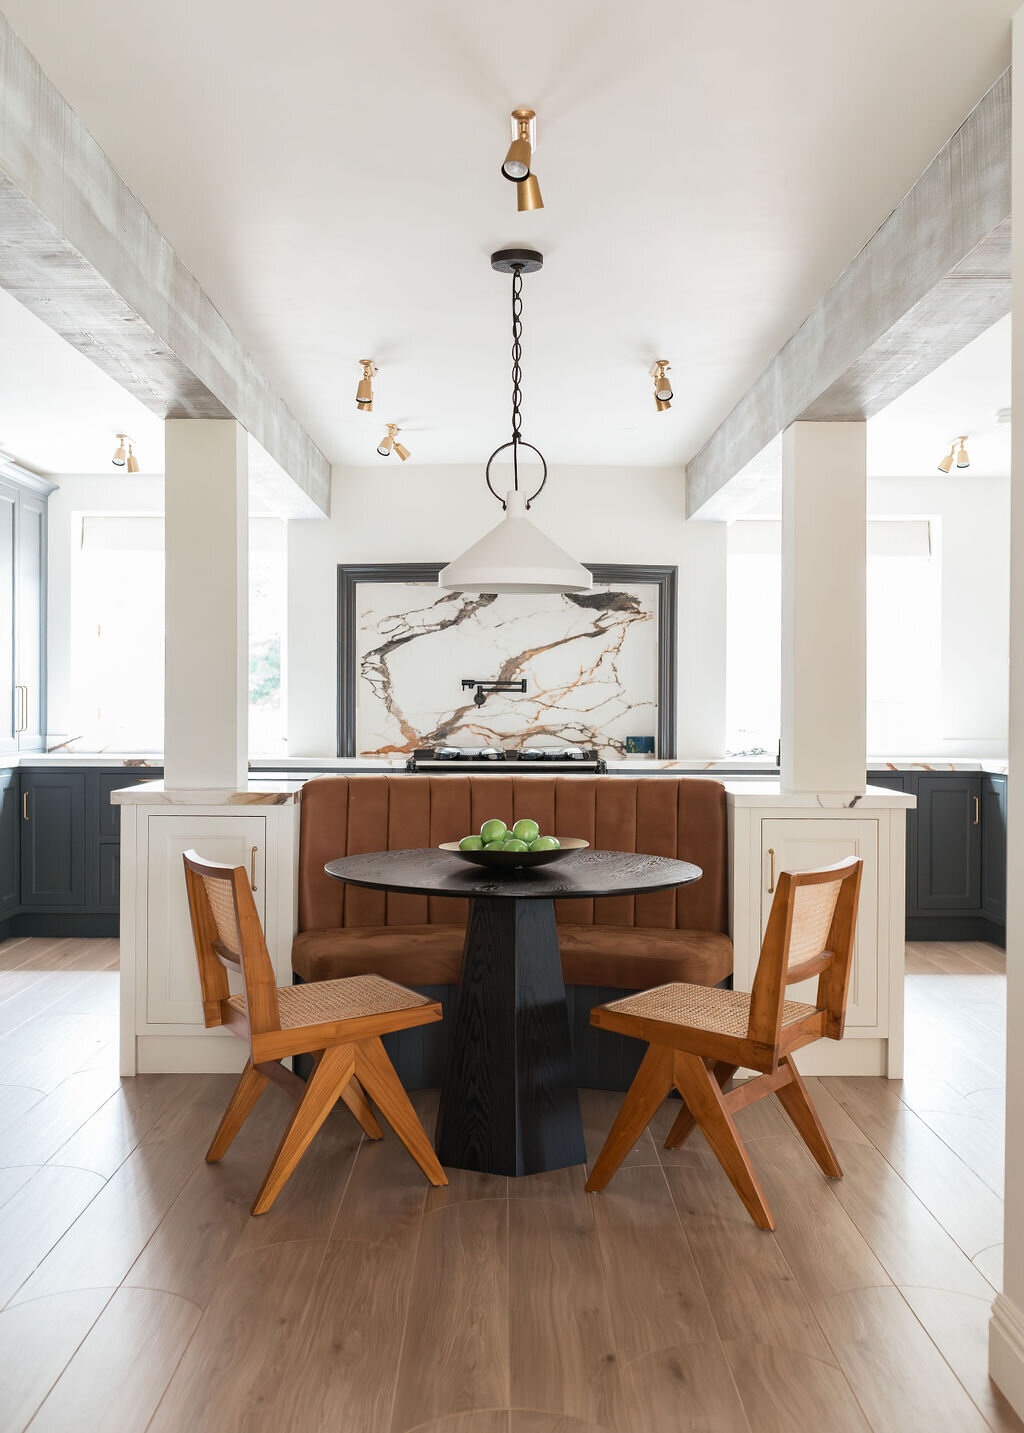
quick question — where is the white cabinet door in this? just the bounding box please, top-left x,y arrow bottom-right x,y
146,814 -> 267,1025
760,818 -> 879,1030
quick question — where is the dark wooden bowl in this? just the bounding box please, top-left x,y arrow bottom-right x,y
438,837 -> 589,870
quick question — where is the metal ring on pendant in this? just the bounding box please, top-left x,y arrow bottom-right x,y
484,441 -> 548,509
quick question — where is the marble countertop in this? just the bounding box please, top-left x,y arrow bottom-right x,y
724,781 -> 916,808
109,779 -> 305,806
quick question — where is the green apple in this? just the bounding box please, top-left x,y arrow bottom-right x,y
480,818 -> 508,844
483,839 -> 507,851
503,838 -> 528,852
459,835 -> 484,851
512,818 -> 540,843
529,836 -> 560,851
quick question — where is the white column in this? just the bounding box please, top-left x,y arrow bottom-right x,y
990,8 -> 1024,1411
780,420 -> 866,792
164,419 -> 247,790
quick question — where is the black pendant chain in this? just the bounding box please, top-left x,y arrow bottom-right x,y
511,265 -> 524,490
484,257 -> 548,509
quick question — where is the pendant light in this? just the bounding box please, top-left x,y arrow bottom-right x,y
439,250 -> 591,595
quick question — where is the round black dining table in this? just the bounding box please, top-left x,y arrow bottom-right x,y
325,846 -> 702,1177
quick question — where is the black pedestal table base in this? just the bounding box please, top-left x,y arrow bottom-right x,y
435,896 -> 585,1176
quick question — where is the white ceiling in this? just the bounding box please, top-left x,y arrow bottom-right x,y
867,315 -> 1011,478
0,0 -> 1016,474
0,285 -> 163,475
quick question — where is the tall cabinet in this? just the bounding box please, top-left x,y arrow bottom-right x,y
0,467 -> 52,754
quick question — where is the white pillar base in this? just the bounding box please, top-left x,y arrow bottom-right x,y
990,1294 -> 1024,1419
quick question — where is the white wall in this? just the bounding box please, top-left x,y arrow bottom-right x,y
46,472 -> 164,745
868,474 -> 1010,756
288,465 -> 727,758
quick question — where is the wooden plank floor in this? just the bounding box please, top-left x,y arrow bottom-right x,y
0,935 -> 1020,1432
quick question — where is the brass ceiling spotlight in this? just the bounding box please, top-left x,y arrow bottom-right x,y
356,359 -> 376,413
502,108 -> 544,213
111,433 -> 129,466
126,442 -> 140,473
377,423 -> 409,460
650,361 -> 673,412
937,435 -> 969,473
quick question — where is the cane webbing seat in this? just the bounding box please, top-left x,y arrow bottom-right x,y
228,974 -> 432,1030
602,983 -> 817,1039
586,858 -> 863,1231
183,849 -> 447,1214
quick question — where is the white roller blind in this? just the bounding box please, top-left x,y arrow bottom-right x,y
728,518 -> 932,558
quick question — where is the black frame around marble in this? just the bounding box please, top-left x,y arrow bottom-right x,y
336,562 -> 678,759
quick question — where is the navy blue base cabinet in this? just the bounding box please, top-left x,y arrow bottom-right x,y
870,769 -> 1006,946
0,766 -> 162,940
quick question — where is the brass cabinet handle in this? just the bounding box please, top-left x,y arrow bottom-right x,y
250,845 -> 258,891
22,791 -> 28,821
973,795 -> 980,827
15,685 -> 26,734
767,847 -> 776,894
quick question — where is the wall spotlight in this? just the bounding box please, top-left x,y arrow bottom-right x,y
377,423 -> 400,457
393,440 -> 411,462
112,433 -> 128,466
501,108 -> 535,181
125,442 -> 140,473
356,359 -> 376,412
650,361 -> 673,412
955,435 -> 970,468
937,442 -> 955,474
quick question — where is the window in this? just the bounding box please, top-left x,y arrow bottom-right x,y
71,515 -> 165,751
726,522 -> 781,758
69,514 -> 287,754
725,518 -> 941,759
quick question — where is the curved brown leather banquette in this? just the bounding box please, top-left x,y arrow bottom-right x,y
293,774 -> 732,992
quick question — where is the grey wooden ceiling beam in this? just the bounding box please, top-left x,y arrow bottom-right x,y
0,14 -> 329,513
686,69 -> 1010,518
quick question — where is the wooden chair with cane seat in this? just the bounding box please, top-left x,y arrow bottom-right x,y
182,849 -> 447,1214
585,857 -> 863,1230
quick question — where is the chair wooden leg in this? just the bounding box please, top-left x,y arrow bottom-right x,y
206,1058 -> 268,1163
664,1061 -> 737,1149
775,1056 -> 843,1178
585,1045 -> 674,1192
251,1044 -> 356,1215
355,1037 -> 447,1187
672,1050 -> 776,1230
339,1075 -> 384,1139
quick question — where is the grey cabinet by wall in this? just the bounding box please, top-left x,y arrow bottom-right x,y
981,774 -> 1007,927
0,470 -> 51,755
0,766 -> 162,938
870,769 -> 1006,945
20,771 -> 87,906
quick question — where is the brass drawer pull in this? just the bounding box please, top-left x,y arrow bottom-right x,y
250,846 -> 258,891
767,847 -> 776,894
22,791 -> 28,821
973,795 -> 980,827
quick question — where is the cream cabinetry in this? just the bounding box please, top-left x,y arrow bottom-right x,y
759,819 -> 879,1030
727,784 -> 913,1078
116,787 -> 302,1075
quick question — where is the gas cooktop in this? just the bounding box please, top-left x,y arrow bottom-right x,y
406,745 -> 607,772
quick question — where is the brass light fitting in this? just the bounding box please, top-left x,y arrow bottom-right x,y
356,359 -> 376,413
126,442 -> 140,474
502,108 -> 544,213
111,433 -> 129,466
377,423 -> 409,460
937,436 -> 969,472
650,361 -> 673,412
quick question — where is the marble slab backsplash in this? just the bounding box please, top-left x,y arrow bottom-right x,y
354,580 -> 659,758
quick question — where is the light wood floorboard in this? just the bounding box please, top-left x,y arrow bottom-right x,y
0,935 -> 1017,1432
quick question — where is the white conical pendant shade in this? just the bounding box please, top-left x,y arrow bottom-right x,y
439,490 -> 592,594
